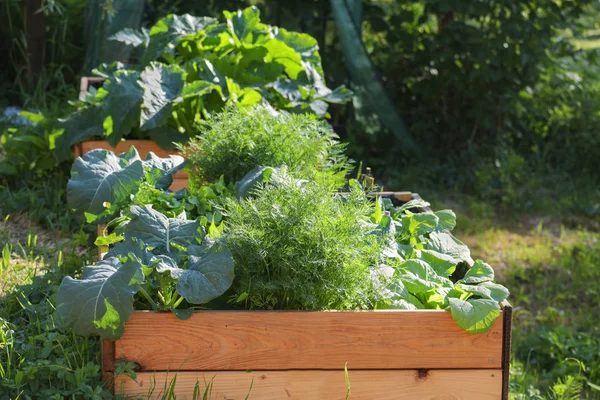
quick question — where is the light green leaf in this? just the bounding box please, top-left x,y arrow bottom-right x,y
224,6 -> 260,43
180,80 -> 217,99
94,233 -> 124,247
376,280 -> 424,310
424,232 -> 473,264
434,210 -> 457,232
56,257 -> 143,340
143,14 -> 217,64
404,212 -> 439,236
449,298 -> 501,334
109,27 -> 149,48
456,282 -> 510,303
417,249 -> 457,277
397,259 -> 453,294
459,260 -> 495,284
264,39 -> 303,79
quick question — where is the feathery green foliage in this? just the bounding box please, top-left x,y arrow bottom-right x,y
184,106 -> 351,187
224,178 -> 380,310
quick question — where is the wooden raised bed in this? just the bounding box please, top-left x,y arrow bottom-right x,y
100,191 -> 512,399
103,307 -> 512,399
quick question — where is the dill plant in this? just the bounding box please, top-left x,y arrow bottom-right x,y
223,178 -> 381,310
183,106 -> 350,188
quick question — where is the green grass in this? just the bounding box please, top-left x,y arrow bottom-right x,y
433,198 -> 600,399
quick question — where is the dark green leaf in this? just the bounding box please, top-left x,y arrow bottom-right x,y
177,240 -> 235,304
102,71 -> 143,146
67,149 -> 144,219
124,205 -> 202,253
235,166 -> 274,199
56,257 -> 143,340
139,63 -> 185,130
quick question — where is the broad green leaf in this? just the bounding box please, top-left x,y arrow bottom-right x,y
456,282 -> 510,303
417,249 -> 457,277
109,27 -> 149,48
270,79 -> 303,103
56,257 -> 143,340
147,127 -> 188,150
264,40 -> 303,79
177,241 -> 235,304
124,205 -> 202,254
180,80 -> 216,99
154,254 -> 180,274
434,210 -> 457,232
142,152 -> 186,190
139,63 -> 185,131
397,259 -> 453,294
403,212 -> 439,236
275,29 -> 322,74
105,238 -> 155,267
57,106 -> 104,161
196,60 -> 229,99
235,166 -> 274,199
458,260 -> 495,284
424,232 -> 474,264
143,14 -> 217,64
317,86 -> 353,104
102,71 -> 143,146
67,149 -> 144,219
224,6 -> 260,43
448,298 -> 501,334
376,280 -> 424,310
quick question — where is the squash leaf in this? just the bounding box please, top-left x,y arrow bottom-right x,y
449,298 -> 501,334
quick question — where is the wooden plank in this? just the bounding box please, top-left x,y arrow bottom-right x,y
501,302 -> 513,400
114,310 -> 503,371
114,369 -> 503,400
79,140 -> 178,159
80,77 -> 105,96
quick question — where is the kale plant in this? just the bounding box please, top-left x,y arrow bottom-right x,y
57,147 -> 235,340
183,106 -> 351,188
56,6 -> 351,159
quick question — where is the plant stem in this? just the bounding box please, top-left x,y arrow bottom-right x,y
139,287 -> 158,310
